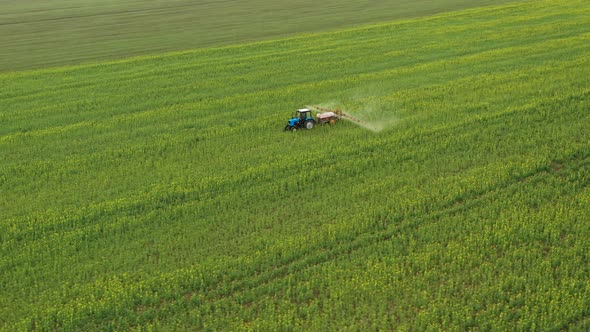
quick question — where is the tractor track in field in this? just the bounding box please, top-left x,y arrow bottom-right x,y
23,147 -> 590,330
135,147 -> 590,323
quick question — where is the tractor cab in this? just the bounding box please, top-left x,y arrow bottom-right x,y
285,108 -> 316,131
294,109 -> 313,121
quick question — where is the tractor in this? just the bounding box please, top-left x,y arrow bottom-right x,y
284,106 -> 365,132
284,108 -> 316,131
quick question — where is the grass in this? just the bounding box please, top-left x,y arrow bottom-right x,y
1,0 -> 590,330
0,0 -> 521,72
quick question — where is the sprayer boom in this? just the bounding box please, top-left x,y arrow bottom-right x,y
307,105 -> 372,128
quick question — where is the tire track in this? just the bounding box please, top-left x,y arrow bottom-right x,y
138,148 -> 590,325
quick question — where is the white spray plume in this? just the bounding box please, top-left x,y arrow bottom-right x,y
315,100 -> 399,133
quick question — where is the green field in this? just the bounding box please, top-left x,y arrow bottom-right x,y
0,0 -> 520,72
2,0 -> 590,330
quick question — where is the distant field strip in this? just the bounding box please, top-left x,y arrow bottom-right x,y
0,0 -> 521,71
1,0 -> 590,330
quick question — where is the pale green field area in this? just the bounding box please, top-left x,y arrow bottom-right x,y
1,0 -> 590,330
0,0 -> 520,71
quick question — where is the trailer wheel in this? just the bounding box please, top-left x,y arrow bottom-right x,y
329,119 -> 336,125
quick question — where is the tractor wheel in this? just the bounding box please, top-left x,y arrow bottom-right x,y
284,125 -> 291,131
304,120 -> 315,129
291,126 -> 298,132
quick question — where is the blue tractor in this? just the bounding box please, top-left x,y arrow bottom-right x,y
284,108 -> 315,131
